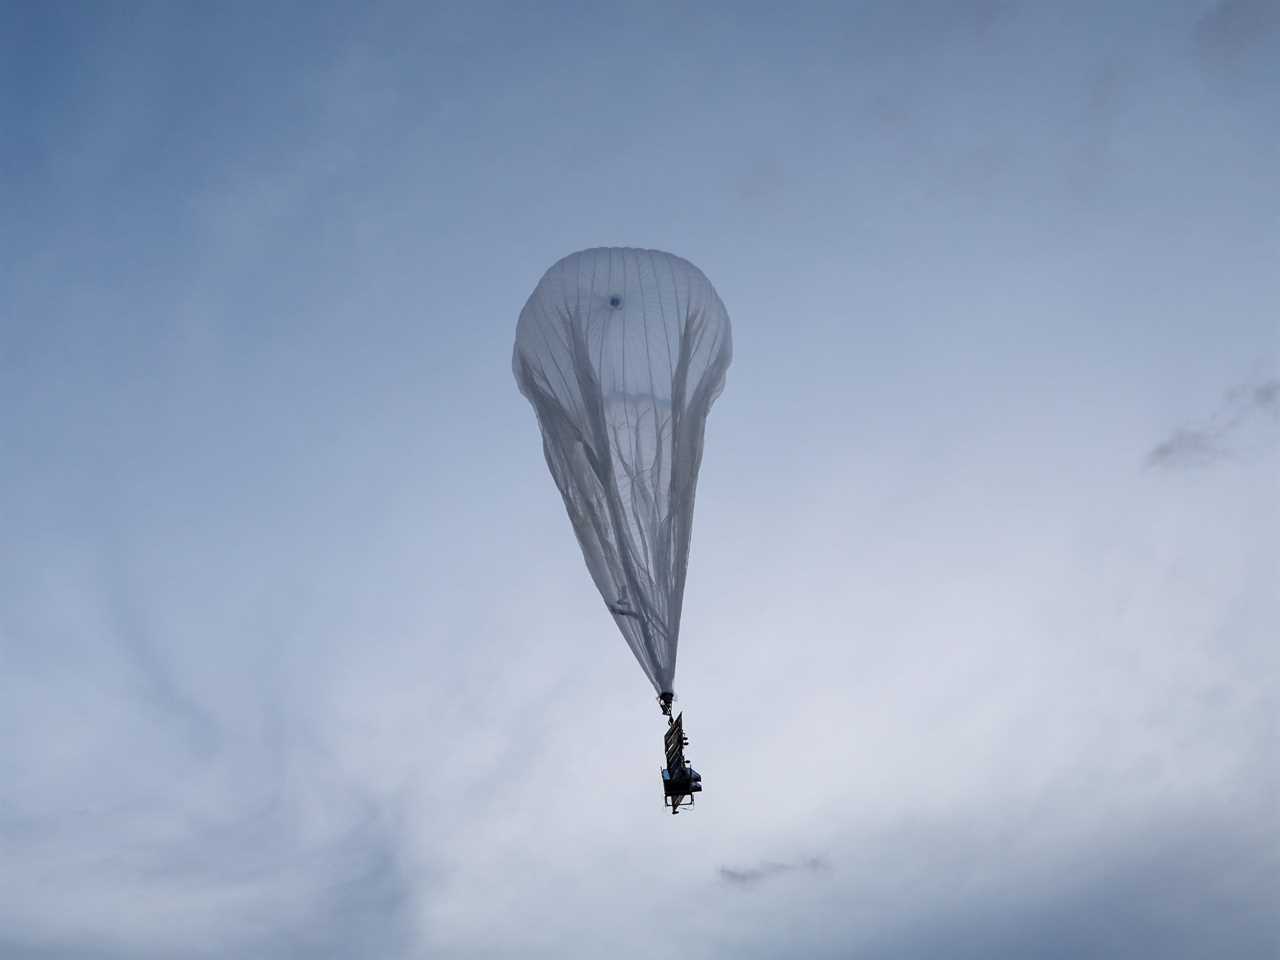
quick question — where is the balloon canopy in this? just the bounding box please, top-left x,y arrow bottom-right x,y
513,247 -> 732,697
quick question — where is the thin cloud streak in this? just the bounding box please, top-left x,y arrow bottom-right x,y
719,856 -> 830,888
1146,378 -> 1279,469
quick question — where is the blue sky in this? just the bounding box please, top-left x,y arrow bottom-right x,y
2,2 -> 1277,957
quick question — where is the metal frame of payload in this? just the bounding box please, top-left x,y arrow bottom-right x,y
660,709 -> 702,815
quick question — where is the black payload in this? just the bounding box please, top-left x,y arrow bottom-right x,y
660,712 -> 702,815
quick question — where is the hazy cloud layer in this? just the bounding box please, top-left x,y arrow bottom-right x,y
1195,0 -> 1280,64
3,2 -> 1277,957
839,818 -> 1277,960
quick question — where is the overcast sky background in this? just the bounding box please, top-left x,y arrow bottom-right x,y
2,1 -> 1278,957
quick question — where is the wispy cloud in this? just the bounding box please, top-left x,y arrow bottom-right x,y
719,856 -> 830,888
1146,379 -> 1279,469
1146,427 -> 1230,469
1194,0 -> 1280,66
0,807 -> 418,960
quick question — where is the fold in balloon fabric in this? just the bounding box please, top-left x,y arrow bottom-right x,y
513,248 -> 732,695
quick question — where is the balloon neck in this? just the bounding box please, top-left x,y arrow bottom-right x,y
658,691 -> 675,718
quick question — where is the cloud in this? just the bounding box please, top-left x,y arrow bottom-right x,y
0,529 -> 428,959
95,542 -> 223,758
0,809 -> 419,960
1146,378 -> 1279,469
840,815 -> 1278,960
1194,0 -> 1280,66
4,4 -> 1278,958
706,797 -> 1280,960
719,855 -> 830,888
1146,427 -> 1229,469
1192,0 -> 1280,100
1229,377 -> 1280,414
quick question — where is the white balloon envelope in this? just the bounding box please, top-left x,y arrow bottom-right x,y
513,247 -> 732,703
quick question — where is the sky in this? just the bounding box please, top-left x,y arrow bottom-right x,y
1,1 -> 1277,957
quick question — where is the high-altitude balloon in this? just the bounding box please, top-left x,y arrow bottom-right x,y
513,247 -> 732,701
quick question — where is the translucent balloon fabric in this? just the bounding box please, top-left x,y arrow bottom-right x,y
513,248 -> 732,695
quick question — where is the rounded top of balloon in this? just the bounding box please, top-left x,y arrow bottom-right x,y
513,247 -> 732,698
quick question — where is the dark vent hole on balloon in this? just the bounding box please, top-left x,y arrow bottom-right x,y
608,295 -> 622,308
